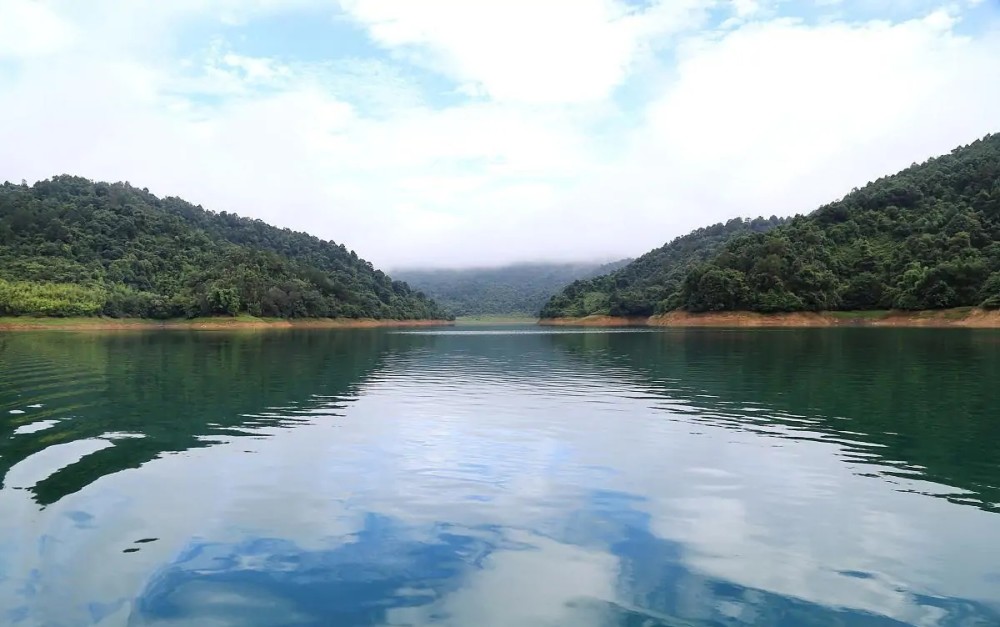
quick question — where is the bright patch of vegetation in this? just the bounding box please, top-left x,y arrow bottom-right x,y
0,278 -> 106,317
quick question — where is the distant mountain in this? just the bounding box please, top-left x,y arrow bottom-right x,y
395,260 -> 631,317
540,217 -> 788,318
543,133 -> 1000,318
0,176 -> 449,320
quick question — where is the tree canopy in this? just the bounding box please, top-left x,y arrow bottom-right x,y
542,133 -> 1000,318
540,217 -> 788,318
0,176 -> 450,320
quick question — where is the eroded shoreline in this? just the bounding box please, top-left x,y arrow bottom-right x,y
538,309 -> 1000,328
0,317 -> 456,331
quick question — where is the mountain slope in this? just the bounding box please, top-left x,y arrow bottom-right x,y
540,217 -> 788,318
0,175 -> 449,320
677,133 -> 1000,312
542,133 -> 1000,318
395,259 -> 631,317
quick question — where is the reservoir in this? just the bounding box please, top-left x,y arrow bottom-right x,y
1,327 -> 998,625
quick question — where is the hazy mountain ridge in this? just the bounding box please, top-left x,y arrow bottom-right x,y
395,259 -> 631,317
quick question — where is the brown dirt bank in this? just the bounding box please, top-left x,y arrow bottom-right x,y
651,311 -> 837,327
0,317 -> 455,332
539,309 -> 1000,328
539,315 -> 650,327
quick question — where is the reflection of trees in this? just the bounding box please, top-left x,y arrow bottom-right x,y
6,327 -> 994,509
0,331 -> 421,505
4,327 -> 996,625
549,328 -> 1000,513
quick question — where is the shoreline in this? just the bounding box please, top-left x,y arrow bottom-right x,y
0,316 -> 455,332
538,308 -> 1000,328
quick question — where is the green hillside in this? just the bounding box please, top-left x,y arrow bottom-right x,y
540,217 -> 788,318
678,133 -> 1000,312
0,176 -> 449,320
395,259 -> 630,317
542,133 -> 1000,318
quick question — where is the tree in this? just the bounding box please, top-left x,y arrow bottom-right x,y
0,176 -> 451,320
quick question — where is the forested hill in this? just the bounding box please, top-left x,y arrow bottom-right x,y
540,217 -> 789,318
0,176 -> 449,320
677,134 -> 1000,312
395,259 -> 631,317
542,133 -> 1000,318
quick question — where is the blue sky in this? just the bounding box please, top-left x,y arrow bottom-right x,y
1,0 -> 998,268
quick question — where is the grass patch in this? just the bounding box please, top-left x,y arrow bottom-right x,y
454,315 -> 538,325
0,315 -> 453,331
0,315 -> 253,327
939,307 -> 975,320
824,310 -> 893,320
184,315 -> 275,324
824,308 -> 975,322
0,316 -> 145,327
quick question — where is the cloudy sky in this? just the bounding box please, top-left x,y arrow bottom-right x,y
1,0 -> 998,269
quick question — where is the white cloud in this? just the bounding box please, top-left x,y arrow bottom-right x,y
337,0 -> 716,104
385,530 -> 616,627
733,0 -> 762,18
0,1 -> 997,268
0,0 -> 78,58
525,8 -> 1000,264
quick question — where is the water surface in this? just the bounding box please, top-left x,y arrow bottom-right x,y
1,327 -> 999,626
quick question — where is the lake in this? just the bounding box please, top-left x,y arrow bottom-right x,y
1,327 -> 999,626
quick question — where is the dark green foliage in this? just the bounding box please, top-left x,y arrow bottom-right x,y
980,272 -> 1000,309
677,134 -> 1000,313
542,133 -> 1000,317
396,259 -> 631,317
0,176 -> 449,320
540,217 -> 788,318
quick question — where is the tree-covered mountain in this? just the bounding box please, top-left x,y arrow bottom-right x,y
542,133 -> 1000,318
395,259 -> 631,317
0,176 -> 449,320
676,134 -> 1000,313
540,217 -> 788,318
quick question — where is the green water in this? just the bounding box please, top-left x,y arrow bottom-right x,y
1,327 -> 998,626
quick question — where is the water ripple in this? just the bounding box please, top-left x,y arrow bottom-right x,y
0,328 -> 998,626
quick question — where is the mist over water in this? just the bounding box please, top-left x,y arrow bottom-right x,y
1,328 -> 999,626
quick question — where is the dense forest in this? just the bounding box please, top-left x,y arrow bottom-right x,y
540,217 -> 788,318
542,133 -> 1000,318
396,260 -> 630,317
0,176 -> 449,320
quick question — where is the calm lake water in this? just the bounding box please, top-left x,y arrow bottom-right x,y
1,327 -> 999,626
